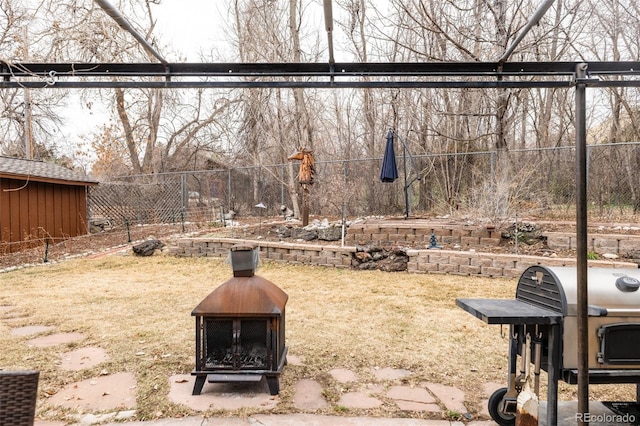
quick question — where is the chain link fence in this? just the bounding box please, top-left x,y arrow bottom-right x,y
88,142 -> 640,227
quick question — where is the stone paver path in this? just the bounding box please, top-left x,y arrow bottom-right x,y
4,308 -> 478,425
288,366 -> 471,417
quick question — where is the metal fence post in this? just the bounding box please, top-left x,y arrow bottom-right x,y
228,169 -> 232,210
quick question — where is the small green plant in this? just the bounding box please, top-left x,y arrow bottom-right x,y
445,410 -> 463,421
587,251 -> 599,260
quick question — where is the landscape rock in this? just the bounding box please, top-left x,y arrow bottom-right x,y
291,228 -> 317,241
317,225 -> 342,241
274,225 -> 292,239
132,239 -> 165,256
501,221 -> 543,245
353,246 -> 408,272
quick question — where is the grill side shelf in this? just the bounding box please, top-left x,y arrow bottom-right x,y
456,298 -> 563,325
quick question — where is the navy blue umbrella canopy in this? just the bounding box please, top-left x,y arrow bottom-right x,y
379,129 -> 398,183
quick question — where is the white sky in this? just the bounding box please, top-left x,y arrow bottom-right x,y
150,0 -> 330,62
152,1 -> 234,61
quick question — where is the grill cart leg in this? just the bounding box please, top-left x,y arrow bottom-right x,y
488,326 -> 519,426
546,323 -> 561,426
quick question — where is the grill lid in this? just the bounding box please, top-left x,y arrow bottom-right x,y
192,275 -> 288,317
516,266 -> 640,315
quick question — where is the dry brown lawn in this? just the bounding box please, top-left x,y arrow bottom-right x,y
0,252 -> 634,422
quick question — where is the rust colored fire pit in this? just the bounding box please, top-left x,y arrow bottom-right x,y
191,245 -> 288,395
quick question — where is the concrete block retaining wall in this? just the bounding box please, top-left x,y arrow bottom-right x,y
545,232 -> 640,255
170,238 -> 355,268
346,223 -> 640,256
345,222 -> 502,248
170,237 -> 637,279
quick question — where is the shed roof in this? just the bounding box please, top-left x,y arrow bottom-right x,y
0,156 -> 98,186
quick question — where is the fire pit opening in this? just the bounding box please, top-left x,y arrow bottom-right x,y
191,245 -> 288,396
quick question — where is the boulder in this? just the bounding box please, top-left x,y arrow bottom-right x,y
292,228 -> 317,241
317,225 -> 342,241
132,240 -> 165,256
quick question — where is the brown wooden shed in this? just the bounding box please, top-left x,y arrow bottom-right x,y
0,156 -> 98,253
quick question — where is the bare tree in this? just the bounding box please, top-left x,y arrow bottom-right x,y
0,1 -> 68,160
230,0 -> 323,218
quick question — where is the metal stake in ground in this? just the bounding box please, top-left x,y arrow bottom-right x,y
288,147 -> 315,227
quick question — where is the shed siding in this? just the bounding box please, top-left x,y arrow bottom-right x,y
0,178 -> 90,253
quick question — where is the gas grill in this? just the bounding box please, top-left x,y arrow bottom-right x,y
457,265 -> 640,425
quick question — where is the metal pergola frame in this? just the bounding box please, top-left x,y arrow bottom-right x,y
2,1 -> 640,424
1,60 -> 640,89
3,57 -> 640,426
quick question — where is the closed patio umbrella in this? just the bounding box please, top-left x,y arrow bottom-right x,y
379,129 -> 398,183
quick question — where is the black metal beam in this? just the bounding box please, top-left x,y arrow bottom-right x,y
1,61 -> 640,89
3,60 -> 640,76
0,80 -> 583,89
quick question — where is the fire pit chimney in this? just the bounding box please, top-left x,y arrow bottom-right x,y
229,244 -> 258,277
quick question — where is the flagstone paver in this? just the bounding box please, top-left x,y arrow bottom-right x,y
330,368 -> 359,383
480,382 -> 504,417
386,385 -> 441,412
424,382 -> 468,414
394,400 -> 442,412
168,374 -> 279,411
46,372 -> 137,411
386,385 -> 436,403
60,347 -> 109,371
293,378 -> 328,410
286,354 -> 304,366
27,332 -> 85,347
338,392 -> 383,409
10,325 -> 53,336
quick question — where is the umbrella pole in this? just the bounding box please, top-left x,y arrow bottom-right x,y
403,143 -> 409,219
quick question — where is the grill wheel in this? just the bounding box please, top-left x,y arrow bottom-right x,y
488,387 -> 516,426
